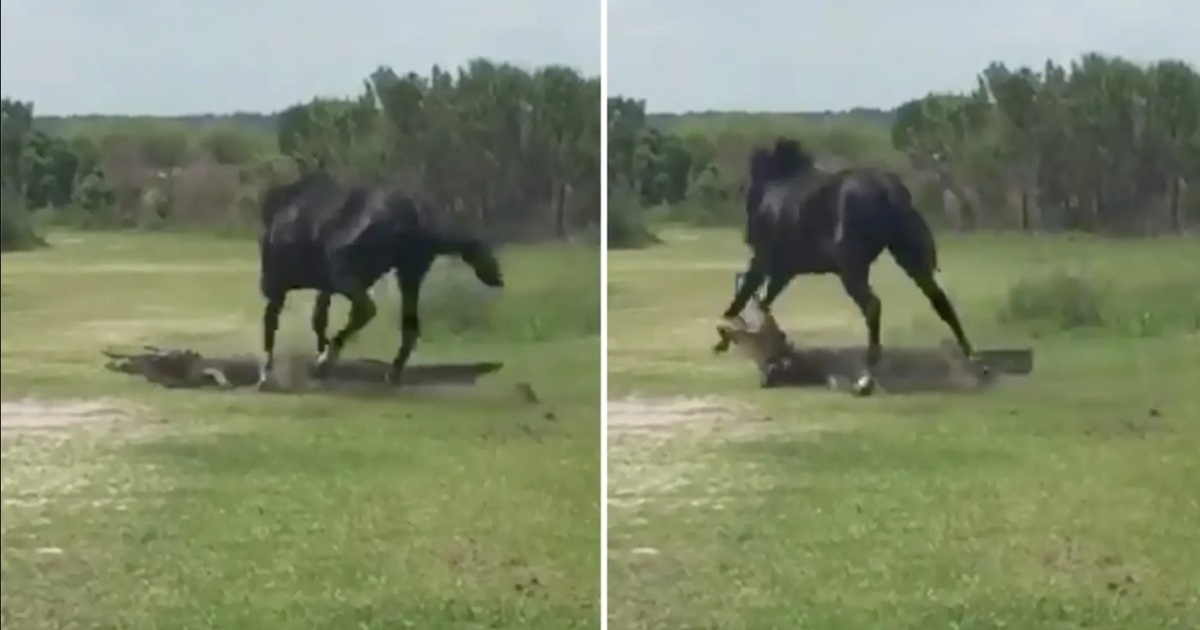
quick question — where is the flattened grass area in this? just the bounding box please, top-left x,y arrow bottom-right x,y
1,231 -> 600,629
607,227 -> 1200,629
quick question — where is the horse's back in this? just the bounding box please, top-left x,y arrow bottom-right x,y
259,173 -> 437,294
259,173 -> 358,294
262,172 -> 348,244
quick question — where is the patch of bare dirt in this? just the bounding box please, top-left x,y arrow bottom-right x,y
1,398 -> 159,514
607,395 -> 750,433
0,399 -> 133,433
608,395 -> 783,516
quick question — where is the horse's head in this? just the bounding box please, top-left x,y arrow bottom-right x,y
743,139 -> 814,243
767,137 -> 813,181
745,138 -> 816,207
460,238 -> 505,288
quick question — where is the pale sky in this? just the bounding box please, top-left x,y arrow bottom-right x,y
608,0 -> 1200,112
4,1 -> 1197,116
0,0 -> 600,116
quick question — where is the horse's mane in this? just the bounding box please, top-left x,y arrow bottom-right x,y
748,137 -> 815,186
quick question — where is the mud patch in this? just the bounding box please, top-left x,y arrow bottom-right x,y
714,300 -> 1031,394
101,346 -> 504,396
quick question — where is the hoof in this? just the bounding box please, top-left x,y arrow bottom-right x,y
385,366 -> 404,387
966,354 -> 991,380
851,374 -> 876,397
255,360 -> 275,391
314,348 -> 339,378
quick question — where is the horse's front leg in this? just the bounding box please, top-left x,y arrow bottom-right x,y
723,265 -> 766,320
714,263 -> 768,354
258,290 -> 288,390
311,291 -> 332,357
387,270 -> 425,385
759,274 -> 793,312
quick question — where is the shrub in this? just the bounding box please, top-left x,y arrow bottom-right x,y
0,191 -> 45,252
997,271 -> 1106,331
607,184 -> 658,249
997,271 -> 1200,336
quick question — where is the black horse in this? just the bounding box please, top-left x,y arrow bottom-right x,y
258,171 -> 504,388
716,138 -> 979,395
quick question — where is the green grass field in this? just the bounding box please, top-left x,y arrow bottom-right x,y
607,227 -> 1200,629
1,231 -> 600,629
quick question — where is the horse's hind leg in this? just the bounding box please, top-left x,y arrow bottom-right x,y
839,266 -> 882,396
886,213 -> 978,363
900,265 -> 976,362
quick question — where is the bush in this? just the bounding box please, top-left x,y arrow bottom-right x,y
997,271 -> 1200,336
0,191 -> 46,252
607,184 -> 658,249
998,271 -> 1106,331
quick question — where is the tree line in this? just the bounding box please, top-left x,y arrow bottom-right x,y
1,58 -> 601,251
609,52 -> 1200,247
